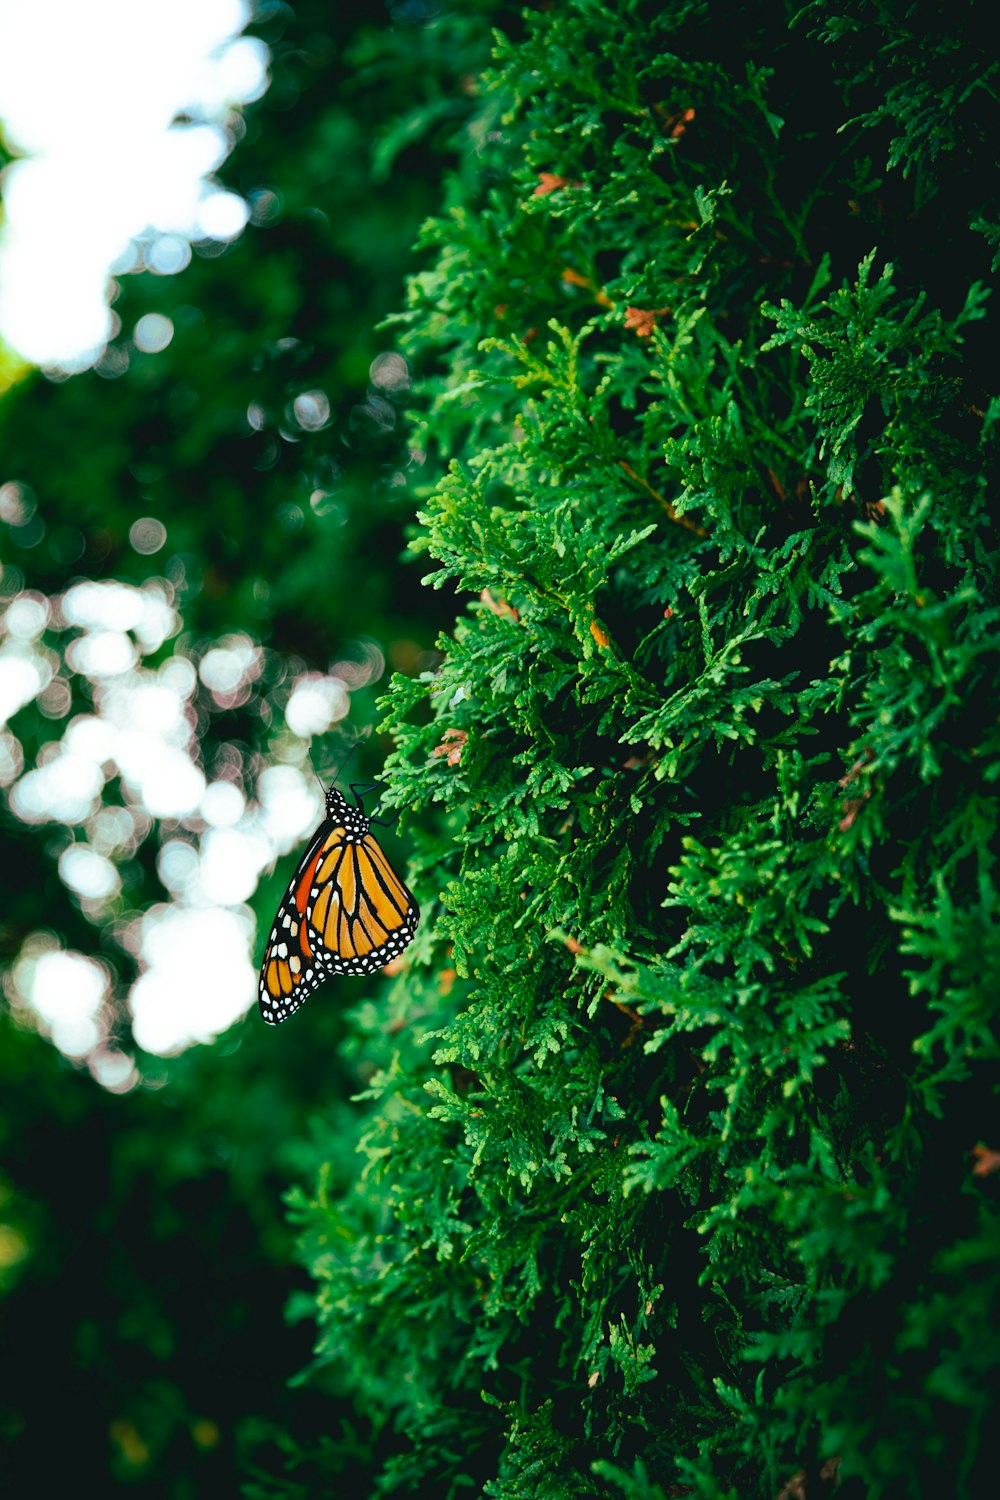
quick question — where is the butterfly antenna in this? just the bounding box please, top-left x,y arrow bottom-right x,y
331,737 -> 366,789
305,735 -> 367,791
305,743 -> 326,793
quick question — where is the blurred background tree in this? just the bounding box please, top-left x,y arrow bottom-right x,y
0,1 -> 499,1491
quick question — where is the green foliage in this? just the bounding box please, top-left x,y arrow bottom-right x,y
287,2 -> 1000,1496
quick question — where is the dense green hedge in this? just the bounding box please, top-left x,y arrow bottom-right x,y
284,3 -> 1000,1497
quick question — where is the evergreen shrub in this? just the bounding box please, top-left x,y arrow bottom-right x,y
287,3 -> 1000,1495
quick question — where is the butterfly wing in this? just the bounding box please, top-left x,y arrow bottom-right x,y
259,821 -> 419,1025
258,822 -> 337,1025
305,828 -> 419,976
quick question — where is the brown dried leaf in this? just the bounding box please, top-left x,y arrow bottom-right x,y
838,748 -> 875,788
972,1143 -> 1000,1177
432,727 -> 468,766
561,265 -> 613,308
533,172 -> 579,197
624,304 -> 671,338
838,793 -> 869,832
480,588 -> 519,621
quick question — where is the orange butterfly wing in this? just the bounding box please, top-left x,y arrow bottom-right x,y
305,828 -> 418,975
258,820 -> 418,1025
257,824 -> 333,1025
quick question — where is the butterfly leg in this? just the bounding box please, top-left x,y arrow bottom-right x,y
368,806 -> 400,829
348,779 -> 384,809
349,779 -> 401,826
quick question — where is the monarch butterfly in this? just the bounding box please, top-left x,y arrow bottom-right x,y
258,779 -> 418,1024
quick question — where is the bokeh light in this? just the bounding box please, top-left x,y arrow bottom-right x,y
0,551 -> 385,1080
133,313 -> 174,353
370,351 -> 411,394
129,517 -> 168,555
0,1 -> 411,1093
0,0 -> 269,369
128,905 -> 256,1055
291,389 -> 331,431
9,938 -> 111,1059
285,673 -> 350,737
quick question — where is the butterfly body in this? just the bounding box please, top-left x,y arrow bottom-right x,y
258,784 -> 418,1025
